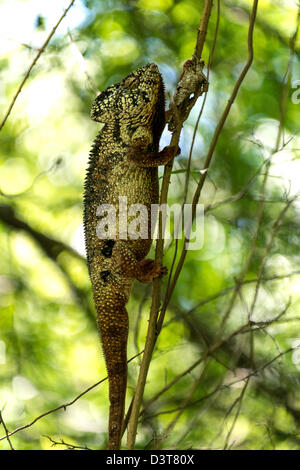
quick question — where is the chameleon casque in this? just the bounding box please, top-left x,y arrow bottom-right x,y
83,63 -> 178,450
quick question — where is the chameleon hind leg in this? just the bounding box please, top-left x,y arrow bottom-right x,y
111,241 -> 168,283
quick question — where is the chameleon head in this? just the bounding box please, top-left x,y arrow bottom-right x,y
90,63 -> 164,125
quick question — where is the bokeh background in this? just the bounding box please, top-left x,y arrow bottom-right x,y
0,0 -> 300,450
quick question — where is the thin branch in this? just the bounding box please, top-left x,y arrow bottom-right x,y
144,344 -> 297,421
248,197 -> 297,321
223,377 -> 250,449
193,0 -> 214,61
142,303 -> 290,420
156,359 -> 210,447
0,411 -> 15,450
0,0 -> 75,132
44,435 -> 91,450
224,0 -> 300,60
163,270 -> 300,328
0,351 -> 142,443
204,156 -> 269,213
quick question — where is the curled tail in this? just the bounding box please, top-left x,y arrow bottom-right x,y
96,291 -> 129,450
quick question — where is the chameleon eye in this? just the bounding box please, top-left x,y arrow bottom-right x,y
123,76 -> 140,89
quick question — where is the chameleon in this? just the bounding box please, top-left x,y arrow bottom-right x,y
83,63 -> 179,450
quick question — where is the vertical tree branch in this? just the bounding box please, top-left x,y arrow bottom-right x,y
126,0 -> 214,450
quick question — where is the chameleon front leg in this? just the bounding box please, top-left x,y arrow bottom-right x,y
127,125 -> 180,167
127,145 -> 179,167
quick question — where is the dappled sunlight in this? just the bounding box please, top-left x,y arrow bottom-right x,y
0,0 -> 300,452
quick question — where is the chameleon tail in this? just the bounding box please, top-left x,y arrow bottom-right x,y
96,292 -> 129,450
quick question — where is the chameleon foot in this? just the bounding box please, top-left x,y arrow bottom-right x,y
137,259 -> 168,283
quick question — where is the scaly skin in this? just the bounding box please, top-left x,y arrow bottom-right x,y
83,63 -> 177,450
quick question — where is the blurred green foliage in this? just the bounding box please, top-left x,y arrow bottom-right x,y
0,0 -> 300,450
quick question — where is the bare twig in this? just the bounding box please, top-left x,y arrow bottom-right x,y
193,0 -> 214,61
0,410 -> 15,450
223,377 -> 250,449
224,0 -> 300,60
163,270 -> 300,327
248,197 -> 297,321
156,359 -> 210,447
0,0 -> 75,132
44,435 -> 91,450
0,351 -> 142,443
143,344 -> 297,421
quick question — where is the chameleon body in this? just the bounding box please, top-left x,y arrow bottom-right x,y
83,63 -> 176,450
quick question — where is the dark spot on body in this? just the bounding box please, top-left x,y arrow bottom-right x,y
101,240 -> 115,258
100,270 -> 111,283
141,91 -> 150,102
113,121 -> 120,141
